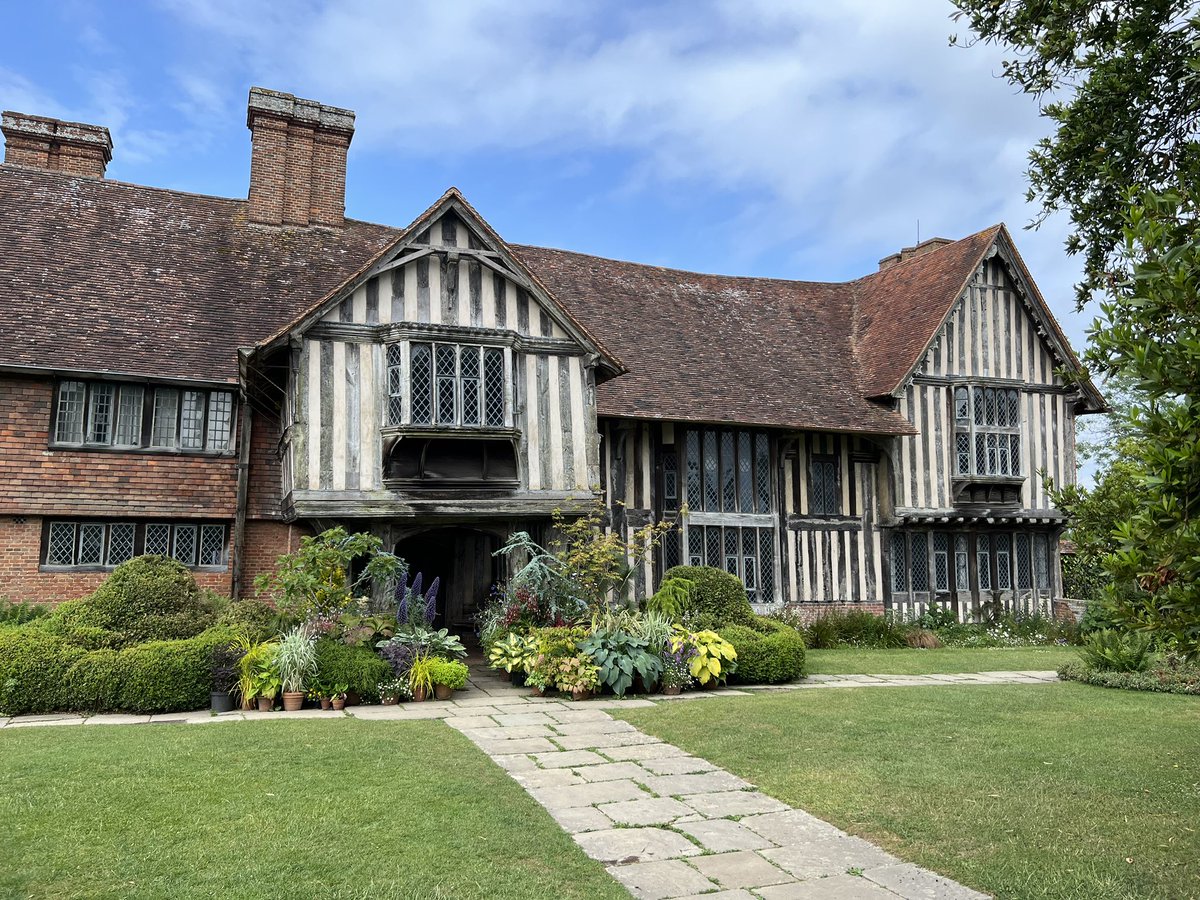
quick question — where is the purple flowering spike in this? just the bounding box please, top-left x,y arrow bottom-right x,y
395,572 -> 409,622
424,577 -> 440,624
410,572 -> 423,605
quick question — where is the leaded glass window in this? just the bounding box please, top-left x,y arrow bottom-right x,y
483,348 -> 505,426
723,527 -> 739,576
662,527 -> 680,570
47,522 -> 76,566
910,532 -> 929,592
677,525 -> 776,602
737,432 -> 753,513
173,525 -> 197,566
720,431 -> 737,511
199,525 -> 227,566
387,344 -> 403,425
703,431 -> 720,510
754,434 -> 771,513
410,343 -> 433,424
87,384 -> 114,444
662,448 -> 678,513
954,383 -> 1022,477
679,428 -> 772,513
933,532 -> 950,591
1034,533 -> 1050,589
759,529 -> 775,601
954,534 -> 970,592
404,342 -> 507,428
995,533 -> 1012,590
810,456 -> 839,516
44,521 -> 227,570
107,523 -> 136,565
977,534 -> 992,591
179,391 -> 206,450
78,523 -> 105,566
55,381 -> 86,443
151,389 -> 179,448
145,523 -> 172,557
435,345 -> 458,425
115,385 -> 144,446
1015,532 -> 1032,588
688,524 -> 704,566
685,431 -> 702,509
892,536 -> 907,593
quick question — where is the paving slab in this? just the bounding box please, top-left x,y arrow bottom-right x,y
7,715 -> 85,727
582,698 -> 656,709
740,809 -> 849,845
489,754 -> 539,773
640,771 -> 754,796
597,796 -> 693,826
574,827 -> 702,864
533,749 -> 609,769
605,859 -> 716,899
756,873 -> 898,899
640,756 -> 718,775
457,725 -> 554,741
688,850 -> 793,889
471,737 -> 558,754
603,742 -> 690,761
760,837 -> 899,880
675,892 -> 756,900
443,715 -> 496,730
574,762 -> 650,783
548,805 -> 613,834
683,791 -> 791,818
863,862 -> 990,899
83,714 -> 152,726
552,719 -> 638,736
529,779 -> 649,809
554,731 -> 662,751
510,769 -> 586,789
350,705 -> 450,720
492,711 -> 557,727
675,818 -> 776,852
544,707 -> 614,723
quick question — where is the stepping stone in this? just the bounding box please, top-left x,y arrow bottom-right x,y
549,805 -> 613,834
640,756 -> 717,775
756,873 -> 897,898
604,743 -> 689,761
574,827 -> 701,863
545,708 -> 613,723
493,711 -> 556,726
689,850 -> 793,889
605,859 -> 715,899
574,762 -> 649,783
511,769 -> 585,789
552,719 -> 637,736
863,863 -> 990,899
444,716 -> 496,729
458,725 -> 553,741
490,754 -> 537,773
640,772 -> 754,796
598,797 -> 693,826
529,779 -> 649,810
739,809 -> 848,845
684,790 -> 789,819
554,731 -> 662,751
472,737 -> 557,754
760,836 -> 898,880
676,819 -> 776,852
533,749 -> 608,769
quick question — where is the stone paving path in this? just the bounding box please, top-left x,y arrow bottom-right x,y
1,670 -> 1058,896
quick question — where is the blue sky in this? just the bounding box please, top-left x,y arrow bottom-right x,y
3,1 -> 1094,359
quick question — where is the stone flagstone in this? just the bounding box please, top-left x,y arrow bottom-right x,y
574,827 -> 702,864
604,860 -> 715,900
688,850 -> 794,890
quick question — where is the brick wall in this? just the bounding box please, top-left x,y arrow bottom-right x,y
0,515 -> 233,604
775,601 -> 887,623
247,408 -> 285,519
0,376 -> 238,517
239,519 -> 309,598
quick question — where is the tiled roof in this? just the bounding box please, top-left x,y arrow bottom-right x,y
1,165 -> 1029,433
0,165 -> 396,383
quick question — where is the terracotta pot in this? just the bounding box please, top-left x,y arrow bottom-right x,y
320,697 -> 332,710
256,696 -> 273,712
662,685 -> 681,696
382,697 -> 398,706
571,688 -> 591,702
700,680 -> 718,691
344,691 -> 361,707
500,671 -> 512,682
282,691 -> 304,712
529,685 -> 545,697
331,697 -> 346,711
412,685 -> 428,702
433,683 -> 454,701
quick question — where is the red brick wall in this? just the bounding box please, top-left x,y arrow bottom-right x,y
0,376 -> 237,517
247,408 -> 285,520
239,519 -> 310,598
777,601 -> 887,623
0,515 -> 233,604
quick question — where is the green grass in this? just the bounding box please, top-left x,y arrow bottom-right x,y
0,720 -> 627,900
618,684 -> 1200,900
804,645 -> 1078,675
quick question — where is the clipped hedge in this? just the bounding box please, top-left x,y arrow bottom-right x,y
663,565 -> 755,628
314,639 -> 390,702
0,627 -> 87,714
215,599 -> 281,643
1058,660 -> 1200,696
721,620 -> 807,684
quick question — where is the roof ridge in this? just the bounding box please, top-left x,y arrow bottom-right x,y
850,223 -> 1003,285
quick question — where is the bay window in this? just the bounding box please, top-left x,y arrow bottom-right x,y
953,384 -> 1021,477
386,341 -> 509,428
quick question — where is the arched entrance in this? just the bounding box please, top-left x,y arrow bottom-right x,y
394,528 -> 502,633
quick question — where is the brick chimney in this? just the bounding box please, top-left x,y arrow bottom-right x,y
1,112 -> 112,178
246,87 -> 355,228
878,236 -> 953,271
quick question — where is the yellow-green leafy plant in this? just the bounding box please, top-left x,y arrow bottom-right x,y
671,627 -> 736,686
488,632 -> 537,674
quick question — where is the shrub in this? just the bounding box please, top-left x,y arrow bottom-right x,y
0,600 -> 49,626
1079,629 -> 1153,672
314,638 -> 390,701
112,628 -> 238,713
579,628 -> 662,696
663,566 -> 755,628
1058,659 -> 1200,695
905,629 -> 943,649
215,600 -> 281,642
721,623 -> 806,684
0,629 -> 87,715
45,556 -> 217,648
427,658 -> 469,690
646,576 -> 694,621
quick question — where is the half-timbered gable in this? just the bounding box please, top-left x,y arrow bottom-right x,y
0,85 -> 1103,624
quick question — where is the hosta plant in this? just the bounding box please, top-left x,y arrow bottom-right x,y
488,632 -> 537,674
672,627 -> 736,686
579,628 -> 663,697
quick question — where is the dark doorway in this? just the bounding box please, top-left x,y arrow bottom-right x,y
394,528 -> 501,633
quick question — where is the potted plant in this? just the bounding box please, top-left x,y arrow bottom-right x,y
487,631 -> 536,682
428,658 -> 469,700
673,628 -> 737,688
276,625 -> 317,711
210,643 -> 239,713
233,634 -> 278,710
308,678 -> 333,710
330,683 -> 349,711
252,665 -> 281,711
380,677 -> 412,705
408,653 -> 435,702
556,654 -> 600,701
660,646 -> 694,695
526,665 -> 552,697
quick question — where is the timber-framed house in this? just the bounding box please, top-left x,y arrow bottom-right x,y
0,87 -> 1105,624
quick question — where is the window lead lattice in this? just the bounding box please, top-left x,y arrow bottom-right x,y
977,534 -> 992,591
207,391 -> 234,451
954,534 -> 970,592
173,525 -> 197,566
910,532 -> 929,592
145,523 -> 172,557
892,536 -> 907,593
78,523 -> 106,566
685,430 -> 702,510
933,532 -> 950,592
107,523 -> 136,566
720,431 -> 737,512
483,348 -> 505,426
737,432 -> 753,513
47,522 -> 76,566
703,432 -> 720,510
995,533 -> 1012,590
435,344 -> 458,425
409,343 -> 434,424
88,384 -> 114,444
199,525 -> 226,566
56,381 -> 86,443
386,344 -> 404,425
1015,533 -> 1032,589
115,386 -> 144,446
180,391 -> 206,450
754,433 -> 771,513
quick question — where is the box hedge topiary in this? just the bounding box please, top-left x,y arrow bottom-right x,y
720,621 -> 806,684
215,599 -> 281,643
0,628 -> 87,715
314,639 -> 390,701
663,565 -> 756,628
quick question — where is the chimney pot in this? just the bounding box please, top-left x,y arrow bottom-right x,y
1,111 -> 112,178
878,236 -> 953,271
246,87 -> 355,227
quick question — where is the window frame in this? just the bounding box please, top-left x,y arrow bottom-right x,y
808,455 -> 841,517
952,383 -> 1022,478
41,520 -> 229,571
390,341 -> 509,429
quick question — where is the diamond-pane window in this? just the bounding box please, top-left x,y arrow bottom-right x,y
955,384 -> 1023,476
720,432 -> 736,512
703,432 -> 719,510
435,345 -> 458,425
723,527 -> 739,576
47,522 -> 76,566
975,434 -> 987,473
662,527 -> 680,570
461,347 -> 481,426
173,525 -> 197,565
1015,533 -> 1032,588
910,533 -> 929,592
483,348 -> 505,426
662,449 -> 678,513
115,386 -> 144,446
892,536 -> 907,592
995,533 -> 1012,590
986,433 -> 998,473
410,343 -> 433,424
199,525 -> 226,566
810,457 -> 839,516
207,391 -> 234,451
956,433 -> 970,474
145,523 -> 171,557
180,391 -> 205,450
705,527 -> 721,570
88,384 -> 114,444
954,386 -> 970,424
977,534 -> 992,590
685,431 -> 702,510
973,387 -> 985,425
955,535 -> 970,591
1007,390 -> 1020,426
78,523 -> 105,565
1010,435 -> 1021,475
107,523 -> 136,565
1034,533 -> 1049,589
737,432 -> 753,512
755,433 -> 771,513
56,381 -> 86,443
933,532 -> 950,591
688,524 -> 704,566
759,529 -> 775,602
386,344 -> 403,425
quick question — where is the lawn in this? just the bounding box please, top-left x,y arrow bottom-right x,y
804,645 -> 1078,675
0,719 -> 626,900
618,683 -> 1200,900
